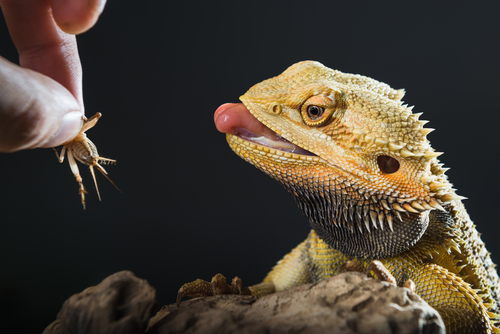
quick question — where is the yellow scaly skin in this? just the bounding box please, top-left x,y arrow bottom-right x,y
185,61 -> 500,333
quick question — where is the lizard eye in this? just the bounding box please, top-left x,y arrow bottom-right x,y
307,105 -> 324,119
377,155 -> 400,174
301,95 -> 336,127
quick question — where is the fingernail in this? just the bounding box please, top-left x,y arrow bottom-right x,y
40,111 -> 83,148
96,0 -> 107,14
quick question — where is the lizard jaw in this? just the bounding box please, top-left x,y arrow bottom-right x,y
215,103 -> 316,156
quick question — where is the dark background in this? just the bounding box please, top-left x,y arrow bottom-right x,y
1,1 -> 500,332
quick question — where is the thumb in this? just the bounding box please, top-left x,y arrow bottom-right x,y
0,57 -> 83,153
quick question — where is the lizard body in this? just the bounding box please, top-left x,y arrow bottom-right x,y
188,61 -> 500,333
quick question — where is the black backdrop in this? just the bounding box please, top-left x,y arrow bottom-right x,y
1,1 -> 500,332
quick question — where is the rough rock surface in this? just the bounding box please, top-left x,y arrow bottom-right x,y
147,272 -> 444,334
43,271 -> 157,334
44,271 -> 445,334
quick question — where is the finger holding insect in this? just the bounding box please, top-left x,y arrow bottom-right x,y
0,58 -> 84,152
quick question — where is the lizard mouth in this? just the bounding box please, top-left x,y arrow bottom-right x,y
214,103 -> 316,156
233,127 -> 316,156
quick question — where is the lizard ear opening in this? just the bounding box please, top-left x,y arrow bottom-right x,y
377,155 -> 400,174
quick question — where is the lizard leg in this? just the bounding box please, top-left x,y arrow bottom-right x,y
340,259 -> 415,292
177,273 -> 251,307
177,238 -> 313,305
361,260 -> 497,332
338,259 -> 396,281
367,260 -> 397,285
344,259 -> 497,332
255,239 -> 310,293
403,279 -> 416,292
338,260 -> 367,274
411,263 -> 496,334
257,230 -> 351,294
263,230 -> 357,292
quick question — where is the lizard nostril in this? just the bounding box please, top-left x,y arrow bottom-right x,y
377,155 -> 400,174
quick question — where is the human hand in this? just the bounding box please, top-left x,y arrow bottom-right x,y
0,0 -> 106,152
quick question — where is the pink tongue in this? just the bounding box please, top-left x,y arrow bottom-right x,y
214,103 -> 317,156
214,103 -> 277,139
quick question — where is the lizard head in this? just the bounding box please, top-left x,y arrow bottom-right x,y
215,61 -> 463,259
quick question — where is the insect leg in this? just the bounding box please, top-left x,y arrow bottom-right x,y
88,165 -> 101,202
97,157 -> 116,166
80,113 -> 101,133
94,163 -> 121,192
67,149 -> 88,209
53,146 -> 67,163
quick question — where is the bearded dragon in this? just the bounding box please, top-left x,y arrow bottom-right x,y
178,61 -> 500,333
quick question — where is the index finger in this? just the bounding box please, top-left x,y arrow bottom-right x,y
0,0 -> 83,107
51,0 -> 107,35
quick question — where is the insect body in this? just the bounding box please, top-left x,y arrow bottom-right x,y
54,112 -> 120,209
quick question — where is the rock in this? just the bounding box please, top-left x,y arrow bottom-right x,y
147,272 -> 445,334
43,271 -> 157,334
44,271 -> 445,334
